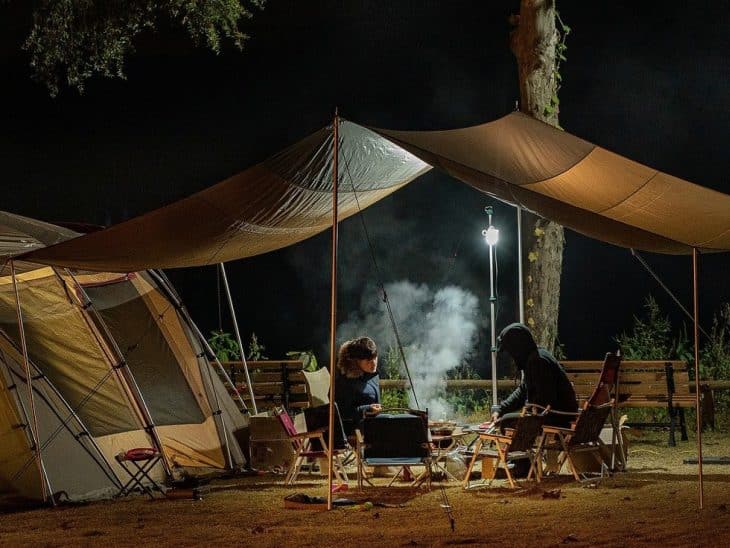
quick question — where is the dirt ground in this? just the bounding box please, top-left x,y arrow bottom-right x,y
1,429 -> 729,547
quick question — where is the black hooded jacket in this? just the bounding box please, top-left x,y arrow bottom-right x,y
496,323 -> 578,426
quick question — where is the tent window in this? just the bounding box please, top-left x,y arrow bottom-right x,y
85,282 -> 205,426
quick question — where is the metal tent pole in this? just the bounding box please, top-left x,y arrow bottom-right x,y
64,269 -> 172,477
692,248 -> 703,509
516,206 -> 524,324
0,343 -> 123,490
10,260 -> 55,505
143,269 -> 235,468
327,110 -> 340,511
150,269 -> 250,415
218,263 -> 257,414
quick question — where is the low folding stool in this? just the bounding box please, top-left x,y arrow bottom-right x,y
115,447 -> 167,499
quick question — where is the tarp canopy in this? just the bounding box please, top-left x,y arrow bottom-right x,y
21,121 -> 430,272
21,113 -> 730,272
375,112 -> 730,254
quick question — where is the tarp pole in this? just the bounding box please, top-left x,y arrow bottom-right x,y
516,206 -> 524,324
218,263 -> 257,414
327,110 -> 340,511
10,260 -> 55,505
692,248 -> 703,509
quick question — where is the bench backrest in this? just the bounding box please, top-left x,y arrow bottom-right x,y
217,360 -> 309,411
561,360 -> 690,405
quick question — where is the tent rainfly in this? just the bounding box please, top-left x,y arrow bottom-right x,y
0,212 -> 247,504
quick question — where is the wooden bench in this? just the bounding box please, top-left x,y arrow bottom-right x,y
561,360 -> 694,446
217,360 -> 309,413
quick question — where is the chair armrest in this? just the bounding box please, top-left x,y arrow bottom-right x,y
290,430 -> 326,440
546,409 -> 580,417
480,433 -> 511,443
542,425 -> 575,435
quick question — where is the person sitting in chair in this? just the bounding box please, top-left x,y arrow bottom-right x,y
491,323 -> 578,428
335,336 -> 382,436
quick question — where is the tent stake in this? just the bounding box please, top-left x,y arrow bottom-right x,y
10,260 -> 55,505
327,109 -> 340,511
692,248 -> 703,509
218,263 -> 257,414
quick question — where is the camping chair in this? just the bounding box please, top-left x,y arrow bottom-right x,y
273,407 -> 348,485
463,404 -> 549,489
536,401 -> 614,481
303,402 -> 355,468
585,351 -> 625,470
356,408 -> 432,489
114,447 -> 167,499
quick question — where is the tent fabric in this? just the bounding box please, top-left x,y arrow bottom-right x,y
22,114 -> 730,273
0,214 -> 249,502
374,112 -> 730,254
23,122 -> 430,272
0,268 -> 141,436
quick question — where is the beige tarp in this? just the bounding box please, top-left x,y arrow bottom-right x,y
375,112 -> 730,254
23,122 -> 430,271
21,114 -> 730,273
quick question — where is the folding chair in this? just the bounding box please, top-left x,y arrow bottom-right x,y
463,404 -> 549,489
274,407 -> 348,485
303,403 -> 354,468
356,409 -> 432,489
537,401 -> 614,481
585,351 -> 624,470
115,447 -> 167,499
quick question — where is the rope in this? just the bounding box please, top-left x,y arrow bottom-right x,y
439,482 -> 456,531
341,149 -> 420,409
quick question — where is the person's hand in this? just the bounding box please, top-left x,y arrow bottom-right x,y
491,411 -> 500,423
370,404 -> 382,414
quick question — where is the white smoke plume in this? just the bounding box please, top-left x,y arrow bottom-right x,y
338,281 -> 480,419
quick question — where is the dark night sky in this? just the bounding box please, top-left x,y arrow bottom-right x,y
1,1 -> 729,372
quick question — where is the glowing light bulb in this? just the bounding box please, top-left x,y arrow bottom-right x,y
483,225 -> 499,246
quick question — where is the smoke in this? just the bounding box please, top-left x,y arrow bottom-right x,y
338,280 -> 480,419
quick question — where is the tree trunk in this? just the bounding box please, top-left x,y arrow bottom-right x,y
510,0 -> 565,351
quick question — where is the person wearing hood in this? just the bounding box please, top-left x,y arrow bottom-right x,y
335,336 -> 382,436
490,323 -> 578,428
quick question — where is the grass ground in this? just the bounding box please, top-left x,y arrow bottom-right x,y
0,429 -> 728,547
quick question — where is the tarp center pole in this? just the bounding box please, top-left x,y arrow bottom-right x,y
516,206 -> 524,324
10,260 -> 55,505
692,248 -> 703,509
327,109 -> 340,511
218,263 -> 257,414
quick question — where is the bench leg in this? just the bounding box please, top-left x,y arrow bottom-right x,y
678,407 -> 688,441
667,403 -> 676,447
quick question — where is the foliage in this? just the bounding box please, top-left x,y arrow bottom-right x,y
246,332 -> 267,361
285,350 -> 318,372
443,363 -> 491,419
207,329 -> 240,362
21,0 -> 265,96
614,295 -> 730,426
379,346 -> 409,408
699,303 -> 730,418
615,295 -> 674,360
543,10 -> 571,122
